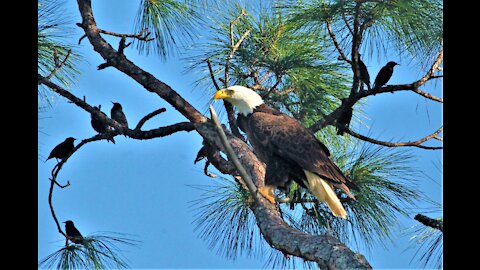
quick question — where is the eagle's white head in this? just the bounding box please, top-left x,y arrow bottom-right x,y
213,85 -> 264,116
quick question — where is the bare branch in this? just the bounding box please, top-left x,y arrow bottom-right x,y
222,11 -> 252,141
326,19 -> 349,62
76,25 -> 154,44
44,49 -> 72,81
135,108 -> 167,130
414,48 -> 443,88
342,126 -> 443,150
410,87 -> 443,103
414,214 -> 443,232
308,74 -> 443,133
206,58 -> 221,91
225,28 -> 251,87
39,74 -> 195,140
340,6 -> 354,35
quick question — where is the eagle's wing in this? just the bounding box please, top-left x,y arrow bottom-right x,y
248,111 -> 350,186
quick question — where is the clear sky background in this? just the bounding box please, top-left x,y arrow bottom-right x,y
38,1 -> 442,269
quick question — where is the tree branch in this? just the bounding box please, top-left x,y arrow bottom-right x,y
341,126 -> 443,150
414,214 -> 443,232
134,108 -> 167,130
44,49 -> 72,81
308,68 -> 443,133
39,74 -> 195,140
413,48 -> 443,89
326,19 -> 349,62
206,58 -> 221,91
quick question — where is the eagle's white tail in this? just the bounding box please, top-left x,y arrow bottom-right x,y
303,170 -> 347,219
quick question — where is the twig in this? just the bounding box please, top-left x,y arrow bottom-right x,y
340,5 -> 354,35
326,19 -> 349,62
206,58 -> 221,91
225,9 -> 250,87
414,48 -> 443,88
78,34 -> 87,44
45,49 -> 72,81
134,108 -> 167,130
342,126 -> 443,150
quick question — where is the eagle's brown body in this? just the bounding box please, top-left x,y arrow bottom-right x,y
237,104 -> 357,205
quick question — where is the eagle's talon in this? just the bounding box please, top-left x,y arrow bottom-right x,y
258,187 -> 276,204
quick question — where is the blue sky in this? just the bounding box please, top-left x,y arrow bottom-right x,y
38,1 -> 442,269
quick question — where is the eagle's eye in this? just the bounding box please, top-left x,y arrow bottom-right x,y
226,89 -> 235,96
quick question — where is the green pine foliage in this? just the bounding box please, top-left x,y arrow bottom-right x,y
38,0 -> 82,107
132,0 -> 202,60
287,0 -> 443,65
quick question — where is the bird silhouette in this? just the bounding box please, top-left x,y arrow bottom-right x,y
91,105 -> 115,143
111,101 -> 128,134
64,220 -> 85,245
336,98 -> 353,136
373,61 -> 399,92
46,137 -> 76,162
356,55 -> 371,91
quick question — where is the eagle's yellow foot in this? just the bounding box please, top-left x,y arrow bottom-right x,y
257,186 -> 276,204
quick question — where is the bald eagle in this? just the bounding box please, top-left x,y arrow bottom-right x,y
214,85 -> 357,218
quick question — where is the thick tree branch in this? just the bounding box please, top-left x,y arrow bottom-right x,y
350,1 -> 363,96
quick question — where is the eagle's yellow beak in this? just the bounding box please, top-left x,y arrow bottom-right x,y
213,89 -> 232,101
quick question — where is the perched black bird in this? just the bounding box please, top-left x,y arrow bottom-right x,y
336,98 -> 353,136
355,55 -> 371,91
373,61 -> 399,91
91,106 -> 115,144
194,146 -> 207,164
110,102 -> 128,127
64,220 -> 85,245
47,137 -> 76,161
